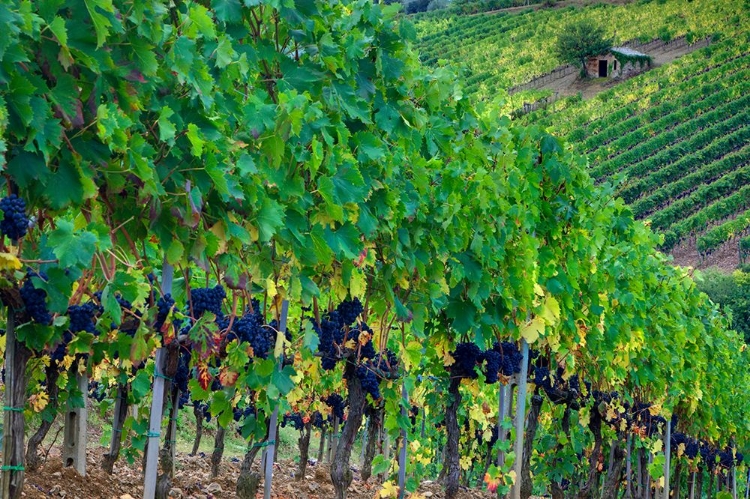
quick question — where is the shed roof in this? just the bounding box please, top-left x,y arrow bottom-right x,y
611,47 -> 649,57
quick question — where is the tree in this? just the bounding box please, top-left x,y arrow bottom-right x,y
554,21 -> 614,75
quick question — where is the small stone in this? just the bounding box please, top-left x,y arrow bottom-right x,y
52,472 -> 62,478
50,485 -> 62,495
308,482 -> 319,492
422,492 -> 434,497
206,483 -> 222,494
169,488 -> 183,498
120,495 -> 135,499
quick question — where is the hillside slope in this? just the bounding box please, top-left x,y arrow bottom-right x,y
525,34 -> 750,267
413,0 -> 745,100
413,0 -> 750,268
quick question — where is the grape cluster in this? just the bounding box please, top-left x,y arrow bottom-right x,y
233,405 -> 256,422
491,342 -> 523,376
336,298 -> 363,326
671,432 -> 700,459
533,366 -> 552,390
324,393 -> 346,420
450,342 -> 482,379
282,412 -> 305,431
482,350 -> 502,384
177,391 -> 190,409
197,401 -> 211,422
310,298 -> 365,371
232,308 -> 275,359
155,293 -> 175,333
50,331 -> 73,363
409,405 -> 419,426
356,365 -> 380,400
190,285 -> 226,319
174,349 -> 192,393
88,381 -> 107,402
20,270 -> 52,325
311,411 -> 327,429
68,302 -> 98,334
0,194 -> 29,240
373,350 -> 399,372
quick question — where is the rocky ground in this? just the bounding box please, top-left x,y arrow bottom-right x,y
22,446 -> 498,499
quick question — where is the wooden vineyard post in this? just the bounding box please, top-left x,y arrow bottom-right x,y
263,299 -> 289,499
398,382 -> 408,499
662,419 -> 671,499
143,261 -> 174,499
511,339 -> 529,499
689,470 -> 696,499
164,388 -> 180,477
744,468 -> 749,499
62,371 -> 88,475
2,310 -> 24,499
497,381 -> 510,468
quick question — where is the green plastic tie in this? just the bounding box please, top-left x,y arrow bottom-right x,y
147,431 -> 160,438
1,465 -> 24,471
252,439 -> 276,448
154,372 -> 173,382
3,407 -> 23,413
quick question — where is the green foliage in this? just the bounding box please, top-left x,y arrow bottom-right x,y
696,268 -> 750,342
555,20 -> 613,72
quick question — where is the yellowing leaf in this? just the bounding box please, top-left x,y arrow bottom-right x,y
533,283 -> 544,296
379,480 -> 399,498
460,455 -> 472,470
541,296 -> 560,325
651,438 -> 663,453
520,316 -> 545,344
0,252 -> 22,271
266,277 -> 277,299
29,392 -> 49,412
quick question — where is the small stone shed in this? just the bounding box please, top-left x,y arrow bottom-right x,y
586,47 -> 652,79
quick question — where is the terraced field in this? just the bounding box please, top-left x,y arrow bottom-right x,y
414,0 -> 750,267
525,35 -> 750,266
412,0 -> 745,101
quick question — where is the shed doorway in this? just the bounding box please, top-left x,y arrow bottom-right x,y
598,60 -> 608,77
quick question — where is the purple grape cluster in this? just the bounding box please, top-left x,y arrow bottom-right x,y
336,298 -> 363,326
233,405 -> 256,422
491,342 -> 523,376
373,349 -> 398,371
0,194 -> 29,240
282,412 -> 304,431
178,390 -> 190,409
310,298 -> 365,370
450,342 -> 481,379
174,349 -> 191,393
482,350 -> 502,384
232,309 -> 273,359
87,381 -> 107,402
324,393 -> 346,420
533,366 -> 552,390
155,293 -> 175,332
311,411 -> 328,429
356,365 -> 380,400
50,331 -> 73,363
20,270 -> 52,325
190,285 -> 225,319
68,302 -> 98,334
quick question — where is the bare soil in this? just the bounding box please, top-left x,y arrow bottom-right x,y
670,235 -> 740,271
23,443 -> 497,499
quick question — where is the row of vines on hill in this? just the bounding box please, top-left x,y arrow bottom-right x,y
411,0 -> 745,100
0,2 -> 748,499
527,35 -> 750,262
